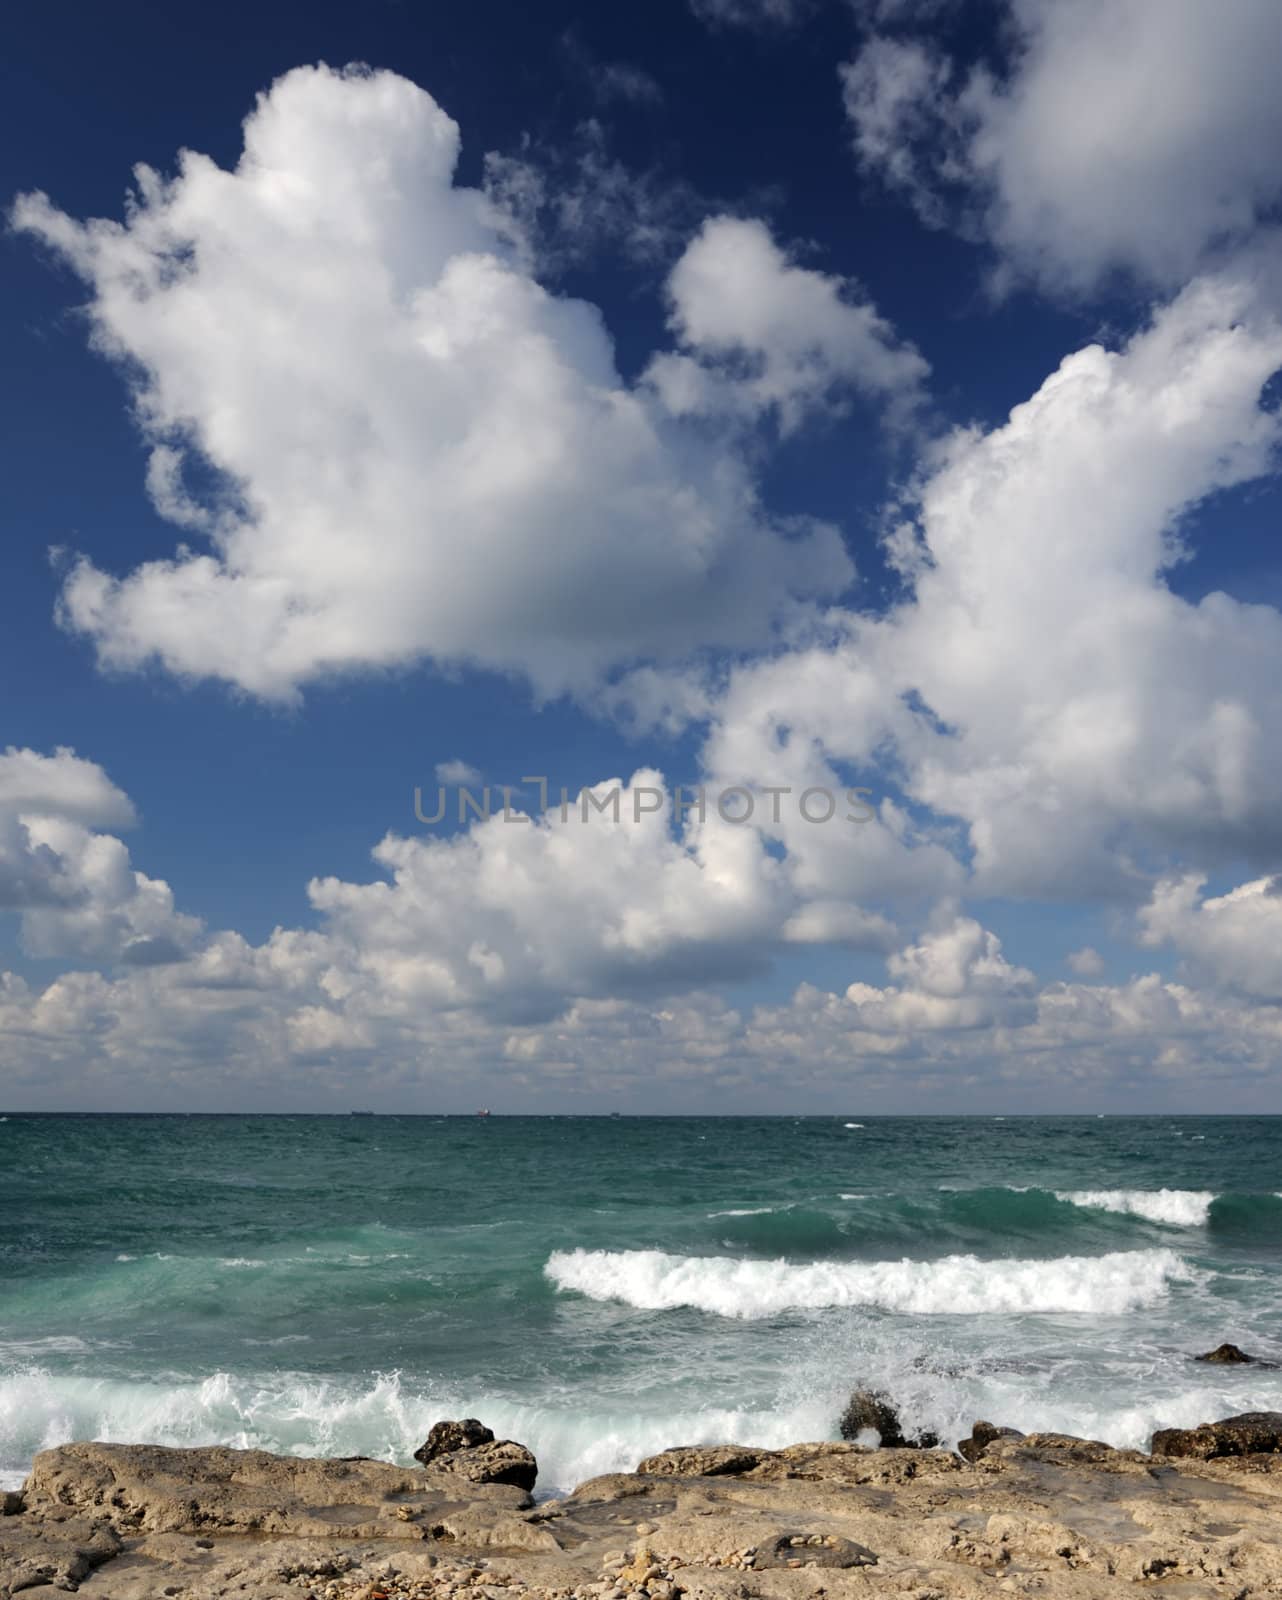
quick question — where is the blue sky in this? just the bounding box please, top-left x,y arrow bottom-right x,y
3,0 -> 1282,1112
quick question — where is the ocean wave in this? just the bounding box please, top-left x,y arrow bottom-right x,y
545,1246 -> 1192,1319
1056,1190 -> 1215,1227
0,1367 -> 835,1499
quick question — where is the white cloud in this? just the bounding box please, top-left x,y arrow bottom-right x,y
647,215 -> 929,434
843,0 -> 1282,293
1139,873 -> 1282,1000
702,271 -> 1282,899
1066,946 -> 1105,978
0,748 -> 199,964
15,65 -> 864,703
435,759 -> 482,786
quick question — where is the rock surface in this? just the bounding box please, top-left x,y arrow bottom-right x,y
413,1419 -> 538,1492
415,1420 -> 497,1464
957,1419 -> 1025,1462
9,1427 -> 1282,1598
836,1388 -> 938,1449
1150,1410 -> 1282,1459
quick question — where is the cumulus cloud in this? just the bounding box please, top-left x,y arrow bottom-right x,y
1067,947 -> 1105,978
646,216 -> 930,434
14,65 -> 878,702
843,0 -> 1282,293
702,271 -> 1282,899
1139,874 -> 1282,1000
7,883 -> 1282,1110
0,748 -> 199,963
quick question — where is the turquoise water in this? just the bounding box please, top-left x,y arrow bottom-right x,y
2,1114 -> 1281,1492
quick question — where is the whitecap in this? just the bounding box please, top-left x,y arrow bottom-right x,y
545,1246 -> 1193,1319
1056,1189 -> 1215,1227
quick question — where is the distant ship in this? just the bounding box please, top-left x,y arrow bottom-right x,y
476,1108 -> 491,1117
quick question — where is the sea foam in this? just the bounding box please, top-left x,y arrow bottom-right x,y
1056,1189 -> 1215,1227
544,1246 -> 1191,1318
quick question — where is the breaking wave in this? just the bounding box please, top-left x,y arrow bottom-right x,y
1056,1189 -> 1215,1227
545,1246 -> 1192,1319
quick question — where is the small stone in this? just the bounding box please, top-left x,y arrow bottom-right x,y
635,1522 -> 658,1536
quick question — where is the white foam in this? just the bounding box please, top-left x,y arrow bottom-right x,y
0,1367 -> 834,1500
545,1247 -> 1192,1319
1057,1190 -> 1215,1227
844,1123 -> 865,1129
707,1208 -> 776,1218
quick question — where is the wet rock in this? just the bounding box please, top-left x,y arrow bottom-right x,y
1151,1411 -> 1282,1460
415,1418 -> 497,1466
637,1446 -> 766,1477
837,1389 -> 938,1448
1194,1342 -> 1269,1365
414,1419 -> 538,1493
0,1490 -> 23,1515
436,1440 -> 539,1492
957,1420 -> 1025,1462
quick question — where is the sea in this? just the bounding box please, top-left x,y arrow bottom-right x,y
2,1114 -> 1280,1495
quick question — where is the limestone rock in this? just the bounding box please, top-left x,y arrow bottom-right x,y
957,1419 -> 1025,1462
433,1438 -> 539,1492
414,1417 -> 496,1465
414,1418 -> 538,1492
1151,1410 -> 1282,1459
637,1445 -> 767,1477
837,1387 -> 938,1448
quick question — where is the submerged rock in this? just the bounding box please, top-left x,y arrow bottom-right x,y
1151,1411 -> 1282,1460
838,1388 -> 938,1449
957,1420 -> 1025,1462
1194,1342 -> 1267,1365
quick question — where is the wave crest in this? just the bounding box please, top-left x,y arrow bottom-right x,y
544,1246 -> 1191,1318
1055,1190 -> 1215,1227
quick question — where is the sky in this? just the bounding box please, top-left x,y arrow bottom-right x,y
3,0 -> 1282,1113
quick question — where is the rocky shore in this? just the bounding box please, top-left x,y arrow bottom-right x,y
7,1411 -> 1282,1600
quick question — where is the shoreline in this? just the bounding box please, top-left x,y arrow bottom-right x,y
7,1412 -> 1282,1599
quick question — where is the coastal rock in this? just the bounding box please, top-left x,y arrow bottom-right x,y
1195,1341 -> 1264,1365
433,1438 -> 539,1492
22,1439 -> 532,1537
751,1530 -> 878,1569
1151,1411 -> 1282,1459
837,1388 -> 939,1448
17,1433 -> 1282,1599
0,1511 -> 121,1599
957,1420 -> 1025,1462
637,1445 -> 767,1476
415,1417 -> 497,1464
414,1418 -> 539,1492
